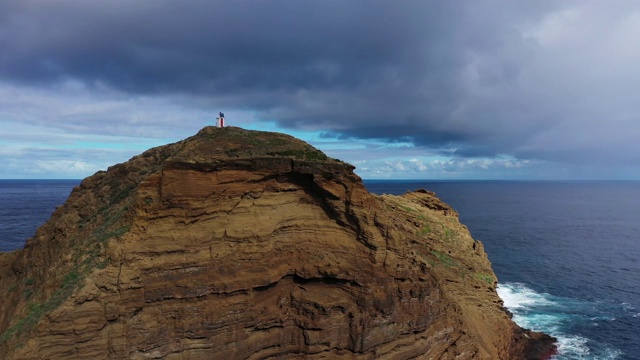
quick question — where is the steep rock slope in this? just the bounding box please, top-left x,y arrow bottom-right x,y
0,127 -> 555,359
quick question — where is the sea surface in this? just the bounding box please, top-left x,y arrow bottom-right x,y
0,180 -> 80,251
1,179 -> 639,359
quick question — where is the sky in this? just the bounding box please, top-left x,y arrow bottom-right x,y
2,1 -> 640,180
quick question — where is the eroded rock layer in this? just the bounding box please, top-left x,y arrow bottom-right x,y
0,127 -> 555,359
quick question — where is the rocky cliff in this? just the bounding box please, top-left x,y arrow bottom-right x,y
0,127 -> 555,359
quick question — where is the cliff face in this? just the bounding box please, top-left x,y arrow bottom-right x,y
0,127 -> 555,359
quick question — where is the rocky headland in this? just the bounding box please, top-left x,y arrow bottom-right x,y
0,127 -> 555,359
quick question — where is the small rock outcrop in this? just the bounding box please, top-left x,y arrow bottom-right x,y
0,127 -> 555,359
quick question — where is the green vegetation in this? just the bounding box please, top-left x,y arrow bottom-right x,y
203,127 -> 291,148
426,258 -> 436,267
22,280 -> 34,299
200,128 -> 335,161
267,149 -> 328,161
439,224 -> 458,243
476,273 -> 495,285
224,148 -> 241,157
417,226 -> 431,236
415,214 -> 432,236
399,205 -> 415,213
1,267 -> 83,346
22,289 -> 32,300
0,199 -> 132,347
431,250 -> 457,268
109,183 -> 136,205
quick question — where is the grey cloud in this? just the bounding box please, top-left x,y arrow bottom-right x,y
0,1 -> 435,93
2,0 -> 640,176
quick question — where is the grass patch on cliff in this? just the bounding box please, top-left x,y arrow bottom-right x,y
109,183 -> 137,205
0,203 -> 131,347
415,214 -> 432,237
416,226 -> 431,236
0,267 -> 83,346
476,273 -> 495,285
438,224 -> 458,243
200,128 -> 302,154
0,304 -> 42,345
430,250 -> 457,268
399,205 -> 416,213
22,289 -> 32,300
210,131 -> 330,160
224,148 -> 241,157
267,149 -> 328,161
443,227 -> 457,242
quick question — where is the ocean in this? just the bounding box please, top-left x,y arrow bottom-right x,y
0,180 -> 81,252
1,179 -> 639,359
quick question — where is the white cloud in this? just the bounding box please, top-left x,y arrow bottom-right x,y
409,158 -> 428,172
33,160 -> 97,174
0,81 -> 234,139
348,155 -> 539,180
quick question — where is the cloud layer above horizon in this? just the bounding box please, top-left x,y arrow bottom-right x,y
2,0 -> 640,179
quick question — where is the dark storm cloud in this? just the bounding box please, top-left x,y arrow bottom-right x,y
0,0 -> 439,93
2,0 -> 640,174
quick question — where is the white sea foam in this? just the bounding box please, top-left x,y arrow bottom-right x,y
620,302 -> 640,319
555,334 -> 590,357
497,282 -> 622,360
497,282 -> 554,310
621,302 -> 636,313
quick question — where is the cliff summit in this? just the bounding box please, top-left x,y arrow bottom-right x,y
0,126 -> 555,359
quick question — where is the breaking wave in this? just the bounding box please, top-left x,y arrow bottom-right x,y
498,282 -> 625,359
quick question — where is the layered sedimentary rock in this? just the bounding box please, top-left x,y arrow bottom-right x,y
0,127 -> 555,359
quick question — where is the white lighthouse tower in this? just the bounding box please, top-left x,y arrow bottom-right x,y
216,112 -> 225,128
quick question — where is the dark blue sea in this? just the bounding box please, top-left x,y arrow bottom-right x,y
0,180 -> 80,251
1,180 -> 639,359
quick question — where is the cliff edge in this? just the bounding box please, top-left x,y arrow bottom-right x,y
0,127 -> 556,359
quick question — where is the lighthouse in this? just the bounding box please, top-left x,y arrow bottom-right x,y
216,112 -> 225,128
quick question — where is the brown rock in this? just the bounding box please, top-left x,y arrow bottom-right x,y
0,127 -> 555,359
